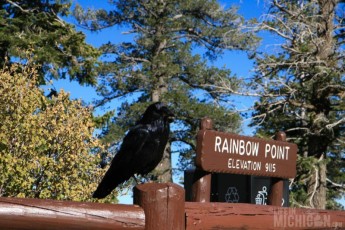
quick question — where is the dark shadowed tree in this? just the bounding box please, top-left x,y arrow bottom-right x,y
0,0 -> 100,85
74,0 -> 258,186
247,0 -> 345,209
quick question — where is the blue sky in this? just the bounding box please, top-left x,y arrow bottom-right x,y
47,1 -> 345,207
52,0 -> 265,129
58,0 -> 265,91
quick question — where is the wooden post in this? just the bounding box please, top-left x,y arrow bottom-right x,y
199,117 -> 213,131
191,169 -> 211,202
268,131 -> 286,206
133,183 -> 185,230
193,117 -> 213,202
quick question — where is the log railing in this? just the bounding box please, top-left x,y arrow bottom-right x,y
0,183 -> 344,230
0,196 -> 144,230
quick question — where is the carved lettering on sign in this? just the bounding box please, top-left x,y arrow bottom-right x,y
196,130 -> 297,178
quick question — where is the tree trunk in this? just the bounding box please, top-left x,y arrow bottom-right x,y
152,76 -> 172,183
155,143 -> 173,183
305,0 -> 335,209
306,155 -> 327,209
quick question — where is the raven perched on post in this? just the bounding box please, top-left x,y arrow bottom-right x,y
92,102 -> 174,199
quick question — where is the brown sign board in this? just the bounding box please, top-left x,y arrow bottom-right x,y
196,130 -> 297,179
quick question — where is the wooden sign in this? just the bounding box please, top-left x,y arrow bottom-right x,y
196,130 -> 297,178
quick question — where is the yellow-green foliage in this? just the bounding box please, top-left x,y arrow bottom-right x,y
0,64 -> 106,201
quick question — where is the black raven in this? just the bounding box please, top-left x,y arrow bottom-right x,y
92,102 -> 174,199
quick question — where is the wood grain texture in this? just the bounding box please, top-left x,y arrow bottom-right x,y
0,197 -> 144,230
185,202 -> 345,230
134,183 -> 185,230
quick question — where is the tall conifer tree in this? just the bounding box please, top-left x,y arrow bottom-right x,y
249,0 -> 345,209
74,0 -> 257,184
0,0 -> 100,85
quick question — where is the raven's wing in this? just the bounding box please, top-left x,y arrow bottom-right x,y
92,125 -> 150,199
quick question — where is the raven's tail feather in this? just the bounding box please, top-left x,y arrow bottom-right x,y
92,166 -> 133,199
92,184 -> 112,199
92,174 -> 121,199
92,186 -> 110,199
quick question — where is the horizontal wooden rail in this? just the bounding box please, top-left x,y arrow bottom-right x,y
1,184 -> 344,230
185,202 -> 345,230
0,197 -> 145,230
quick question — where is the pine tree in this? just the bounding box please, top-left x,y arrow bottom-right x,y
0,0 -> 100,85
74,0 -> 257,185
249,0 -> 345,209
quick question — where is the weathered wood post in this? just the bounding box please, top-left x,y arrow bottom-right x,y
133,183 -> 185,230
193,117 -> 213,202
190,169 -> 211,202
268,131 -> 286,206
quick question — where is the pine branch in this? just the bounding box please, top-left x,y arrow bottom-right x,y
325,117 -> 345,130
326,178 -> 345,188
5,0 -> 32,13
